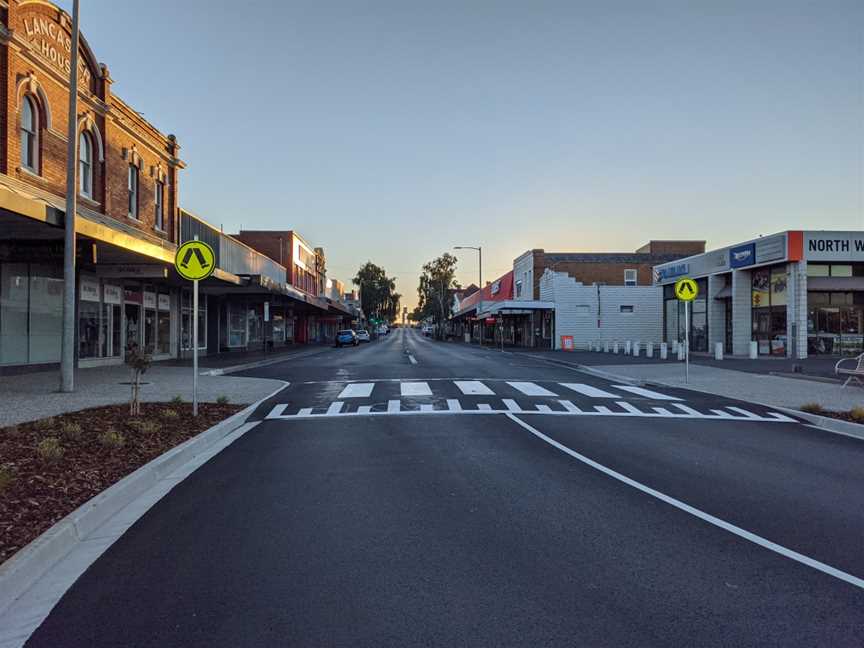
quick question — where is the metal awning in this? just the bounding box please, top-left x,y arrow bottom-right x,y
477,300 -> 555,318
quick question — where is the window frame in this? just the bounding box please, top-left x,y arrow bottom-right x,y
78,131 -> 93,199
20,95 -> 39,173
624,269 -> 638,286
127,164 -> 139,219
154,180 -> 164,231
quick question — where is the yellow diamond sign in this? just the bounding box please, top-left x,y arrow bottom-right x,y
674,277 -> 698,302
175,241 -> 215,281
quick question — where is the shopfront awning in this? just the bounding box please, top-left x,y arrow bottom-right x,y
477,300 -> 555,318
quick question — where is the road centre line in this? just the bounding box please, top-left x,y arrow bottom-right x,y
504,412 -> 864,592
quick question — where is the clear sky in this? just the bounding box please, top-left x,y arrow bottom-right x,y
61,0 -> 862,311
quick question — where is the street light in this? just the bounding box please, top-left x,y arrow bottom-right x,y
454,246 -> 482,345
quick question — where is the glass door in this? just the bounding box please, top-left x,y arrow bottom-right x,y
124,303 -> 141,353
724,298 -> 733,354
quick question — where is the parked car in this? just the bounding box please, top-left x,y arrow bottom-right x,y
422,325 -> 434,337
356,330 -> 371,343
335,329 -> 358,347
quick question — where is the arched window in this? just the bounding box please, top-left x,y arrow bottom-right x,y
79,131 -> 93,198
20,96 -> 38,172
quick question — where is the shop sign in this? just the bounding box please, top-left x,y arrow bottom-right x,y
22,14 -> 93,87
755,234 -> 786,263
157,294 -> 171,311
264,301 -> 270,322
490,280 -> 501,295
804,232 -> 864,261
95,264 -> 169,279
656,263 -> 689,282
143,291 -> 157,309
729,243 -> 756,268
124,288 -> 142,304
485,317 -> 496,324
80,277 -> 100,302
104,284 -> 122,304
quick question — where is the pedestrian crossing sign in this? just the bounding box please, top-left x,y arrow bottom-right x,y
674,277 -> 698,302
175,241 -> 215,281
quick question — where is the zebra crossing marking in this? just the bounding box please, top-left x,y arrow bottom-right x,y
401,382 -> 432,396
503,399 -> 522,412
559,383 -> 620,398
454,380 -> 495,395
559,400 -> 582,413
388,400 -> 401,413
338,383 -> 375,399
327,402 -> 344,415
507,381 -> 558,397
613,385 -> 682,401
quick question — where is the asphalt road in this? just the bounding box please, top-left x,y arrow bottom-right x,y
26,328 -> 864,647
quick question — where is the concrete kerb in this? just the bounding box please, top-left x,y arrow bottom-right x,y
0,380 -> 290,620
201,349 -> 328,376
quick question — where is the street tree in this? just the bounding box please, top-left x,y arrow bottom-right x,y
416,253 -> 459,338
353,261 -> 401,324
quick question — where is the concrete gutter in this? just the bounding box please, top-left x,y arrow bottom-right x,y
0,381 -> 288,648
201,348 -> 330,376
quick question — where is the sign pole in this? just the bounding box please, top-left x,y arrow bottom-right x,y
193,277 -> 199,416
684,299 -> 690,384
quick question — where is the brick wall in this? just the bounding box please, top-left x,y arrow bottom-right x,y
4,0 -> 181,242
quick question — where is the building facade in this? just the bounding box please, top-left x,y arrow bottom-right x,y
653,230 -> 864,358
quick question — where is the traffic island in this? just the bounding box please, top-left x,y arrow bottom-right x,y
0,402 -> 242,565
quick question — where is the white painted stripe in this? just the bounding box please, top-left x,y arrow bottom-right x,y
652,407 -> 674,416
454,380 -> 495,395
536,404 -> 553,413
612,385 -> 682,401
477,403 -> 493,411
671,403 -> 703,416
387,400 -> 401,413
559,400 -> 582,413
420,403 -> 435,412
616,401 -> 645,415
447,399 -> 462,411
408,354 -> 418,365
326,402 -> 344,415
298,407 -> 314,416
727,406 -> 759,419
401,381 -> 432,396
338,382 -> 375,398
266,404 -> 288,418
507,381 -> 557,397
594,405 -> 614,414
503,399 -> 522,412
506,412 -> 864,591
559,383 -> 620,398
357,405 -> 372,414
710,409 -> 733,418
766,412 -> 796,422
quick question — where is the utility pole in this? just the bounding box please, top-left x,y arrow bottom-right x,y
454,245 -> 482,345
60,0 -> 81,393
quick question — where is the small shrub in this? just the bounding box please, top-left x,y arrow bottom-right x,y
36,437 -> 64,463
128,420 -> 159,435
59,420 -> 83,441
848,406 -> 864,422
161,408 -> 179,419
0,465 -> 13,493
800,403 -> 825,415
171,395 -> 184,405
216,395 -> 230,405
34,417 -> 55,432
98,428 -> 125,449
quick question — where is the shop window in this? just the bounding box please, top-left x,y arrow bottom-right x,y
79,132 -> 93,198
807,264 -> 829,277
620,305 -> 634,313
831,265 -> 853,278
624,269 -> 637,286
181,289 -> 206,350
1,263 -> 30,365
128,164 -> 139,219
154,181 -> 164,231
20,96 -> 40,173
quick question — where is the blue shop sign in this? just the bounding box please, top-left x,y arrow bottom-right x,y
657,263 -> 689,281
730,243 -> 756,268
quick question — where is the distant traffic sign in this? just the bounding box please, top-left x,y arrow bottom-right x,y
175,241 -> 215,281
674,277 -> 698,302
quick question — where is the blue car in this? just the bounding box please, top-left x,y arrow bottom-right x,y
335,329 -> 358,347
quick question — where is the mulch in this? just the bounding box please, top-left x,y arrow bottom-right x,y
0,402 -> 243,565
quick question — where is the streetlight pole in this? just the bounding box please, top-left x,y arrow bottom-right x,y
454,246 -> 482,346
60,0 -> 81,393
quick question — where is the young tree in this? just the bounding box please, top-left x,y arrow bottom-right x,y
125,342 -> 152,416
416,253 -> 459,339
353,262 -> 400,324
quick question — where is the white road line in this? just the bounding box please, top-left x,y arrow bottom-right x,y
507,381 -> 558,397
387,400 -> 401,413
298,407 -> 314,416
727,406 -> 760,419
357,405 -> 372,414
559,400 -> 583,413
408,354 -> 418,365
766,412 -> 797,422
447,399 -> 462,412
454,380 -> 495,395
710,409 -> 733,418
420,403 -> 435,412
594,405 -> 614,414
536,404 -> 554,413
338,382 -> 375,398
266,404 -> 288,418
477,403 -> 493,411
559,383 -> 620,398
506,412 -> 864,591
671,403 -> 703,416
612,385 -> 682,401
652,407 -> 674,416
401,381 -> 432,396
503,399 -> 522,412
326,402 -> 344,415
616,401 -> 645,415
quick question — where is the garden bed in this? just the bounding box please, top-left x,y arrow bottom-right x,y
799,404 -> 864,425
0,402 -> 243,565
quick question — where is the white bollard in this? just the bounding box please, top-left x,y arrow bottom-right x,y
625,341 -> 632,355
672,340 -> 679,355
633,342 -> 641,357
660,343 -> 668,360
749,340 -> 758,359
714,342 -> 723,361
646,342 -> 654,358
604,341 -> 610,353
677,344 -> 686,361
613,342 -> 619,354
